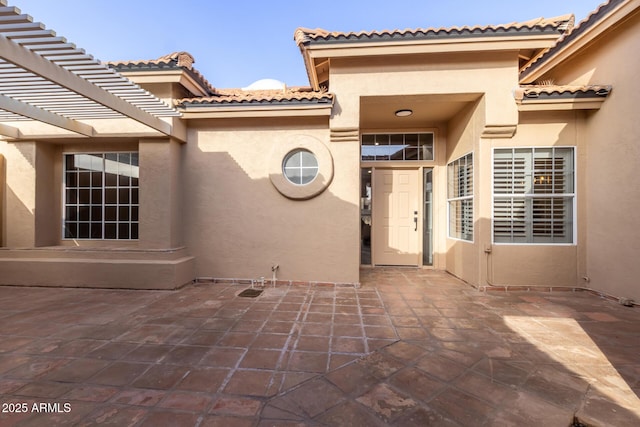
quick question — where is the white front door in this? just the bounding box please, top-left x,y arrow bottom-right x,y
373,168 -> 421,266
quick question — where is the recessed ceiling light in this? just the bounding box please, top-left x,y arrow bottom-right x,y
395,109 -> 413,117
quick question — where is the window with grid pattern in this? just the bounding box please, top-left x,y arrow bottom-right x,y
361,133 -> 434,161
493,147 -> 574,244
448,153 -> 473,241
63,153 -> 139,240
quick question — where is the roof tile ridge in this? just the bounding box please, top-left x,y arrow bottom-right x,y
520,0 -> 620,78
300,14 -> 574,42
294,27 -> 330,45
105,52 -> 217,96
175,89 -> 333,106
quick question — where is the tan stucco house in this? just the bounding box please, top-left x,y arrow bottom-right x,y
1,0 -> 639,304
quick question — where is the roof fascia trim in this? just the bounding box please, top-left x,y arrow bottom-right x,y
520,0 -> 640,83
118,69 -> 210,97
517,98 -> 608,111
299,45 -> 320,91
112,66 -> 211,96
110,63 -> 213,96
304,35 -> 560,59
514,86 -> 611,111
180,103 -> 332,119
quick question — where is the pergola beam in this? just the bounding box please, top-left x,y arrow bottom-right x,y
0,94 -> 94,136
0,34 -> 172,136
0,122 -> 21,138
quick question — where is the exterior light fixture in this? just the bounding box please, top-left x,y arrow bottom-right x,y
395,109 -> 413,117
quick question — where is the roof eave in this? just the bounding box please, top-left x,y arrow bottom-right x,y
178,102 -> 333,119
520,0 -> 640,83
514,86 -> 612,110
303,33 -> 562,59
516,98 -> 609,111
295,32 -> 321,91
116,69 -> 211,97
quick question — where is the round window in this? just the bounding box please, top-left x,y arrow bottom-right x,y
282,149 -> 319,185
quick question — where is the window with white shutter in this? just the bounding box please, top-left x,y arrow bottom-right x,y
448,153 -> 473,241
493,147 -> 574,244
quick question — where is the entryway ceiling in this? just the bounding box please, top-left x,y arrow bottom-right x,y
360,93 -> 481,129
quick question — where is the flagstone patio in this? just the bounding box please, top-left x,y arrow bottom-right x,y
0,268 -> 638,426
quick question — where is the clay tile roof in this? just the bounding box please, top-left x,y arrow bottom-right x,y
520,0 -> 624,79
515,84 -> 612,101
155,52 -> 195,69
106,52 -> 216,96
512,14 -> 575,30
295,14 -> 574,46
106,51 -> 194,69
176,87 -> 333,108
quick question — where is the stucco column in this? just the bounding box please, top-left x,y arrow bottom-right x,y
481,91 -> 519,139
1,141 -> 36,247
328,92 -> 362,283
138,138 -> 183,249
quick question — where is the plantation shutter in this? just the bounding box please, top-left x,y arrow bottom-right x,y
493,148 -> 574,244
448,153 -> 473,241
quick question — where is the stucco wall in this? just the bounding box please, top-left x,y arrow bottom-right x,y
0,141 -> 36,247
445,99 -> 484,284
0,138 -> 195,289
328,51 -> 521,281
540,12 -> 640,301
328,52 -> 519,130
35,143 -> 57,247
139,138 -> 184,248
485,110 -> 584,288
183,117 -> 360,284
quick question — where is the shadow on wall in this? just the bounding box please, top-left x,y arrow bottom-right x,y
2,141 -> 56,248
3,186 -> 33,248
2,143 -> 35,248
181,137 -> 359,284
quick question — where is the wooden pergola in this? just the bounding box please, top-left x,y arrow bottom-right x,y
0,1 -> 184,141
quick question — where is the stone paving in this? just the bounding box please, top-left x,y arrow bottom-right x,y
0,268 -> 639,426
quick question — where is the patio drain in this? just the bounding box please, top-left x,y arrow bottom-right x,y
238,289 -> 263,298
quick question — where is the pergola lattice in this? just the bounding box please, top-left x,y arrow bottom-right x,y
0,1 -> 181,139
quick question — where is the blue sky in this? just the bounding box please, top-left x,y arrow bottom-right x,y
20,0 -> 603,89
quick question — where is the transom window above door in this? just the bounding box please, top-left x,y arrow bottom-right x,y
361,133 -> 434,161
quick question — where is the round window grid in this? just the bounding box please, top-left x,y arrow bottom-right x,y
269,135 -> 333,200
283,149 -> 319,185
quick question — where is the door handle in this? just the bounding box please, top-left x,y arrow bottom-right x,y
414,211 -> 418,231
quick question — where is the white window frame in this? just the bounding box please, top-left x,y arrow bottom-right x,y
282,149 -> 319,186
62,152 -> 139,241
491,146 -> 577,245
447,152 -> 474,242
